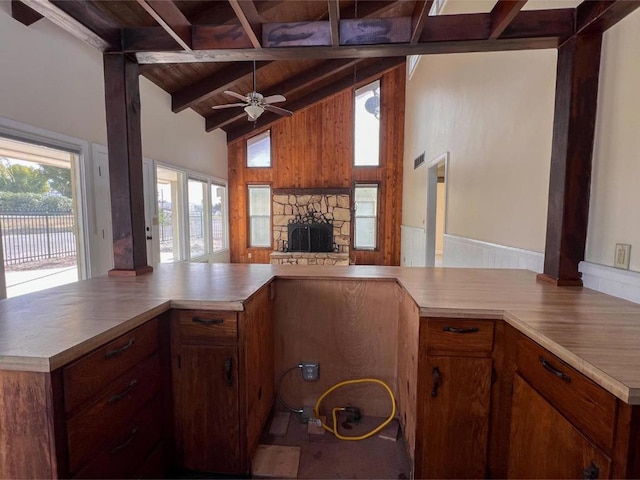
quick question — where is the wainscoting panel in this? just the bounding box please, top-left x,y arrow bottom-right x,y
401,225 -> 426,266
443,235 -> 544,273
580,261 -> 640,305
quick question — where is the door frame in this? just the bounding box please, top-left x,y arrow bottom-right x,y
0,116 -> 91,296
425,151 -> 449,267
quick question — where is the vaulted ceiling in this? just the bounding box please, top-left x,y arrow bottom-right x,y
11,0 -> 640,142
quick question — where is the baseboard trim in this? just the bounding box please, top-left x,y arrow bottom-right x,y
579,261 -> 640,304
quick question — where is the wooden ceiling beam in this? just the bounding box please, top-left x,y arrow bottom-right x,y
228,0 -> 262,48
410,1 -> 434,44
50,0 -> 122,48
575,0 -> 640,37
172,61 -> 272,113
123,27 -> 180,52
11,0 -> 42,26
19,0 -> 112,50
225,57 -> 405,142
206,58 -> 360,132
328,0 -> 340,47
135,0 -> 192,51
489,0 -> 527,40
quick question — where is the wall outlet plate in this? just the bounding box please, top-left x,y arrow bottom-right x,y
300,362 -> 319,381
614,244 -> 631,269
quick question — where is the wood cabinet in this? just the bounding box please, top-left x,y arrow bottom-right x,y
415,318 -> 495,479
171,283 -> 274,475
506,328 -> 640,479
0,314 -> 170,479
508,374 -> 612,479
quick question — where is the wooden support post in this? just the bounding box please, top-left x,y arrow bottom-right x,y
537,33 -> 602,287
103,53 -> 152,276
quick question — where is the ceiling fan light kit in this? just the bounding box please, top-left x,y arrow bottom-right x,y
212,61 -> 293,122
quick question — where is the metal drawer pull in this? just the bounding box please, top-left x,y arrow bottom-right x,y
104,338 -> 135,359
110,427 -> 138,454
192,316 -> 224,325
443,326 -> 479,334
583,462 -> 600,479
431,367 -> 441,397
539,356 -> 571,383
107,379 -> 138,404
225,356 -> 233,386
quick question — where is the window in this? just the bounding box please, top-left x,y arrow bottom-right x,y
354,184 -> 378,249
188,178 -> 207,259
354,80 -> 381,166
157,166 -> 185,263
211,183 -> 226,252
248,185 -> 271,247
247,130 -> 271,167
156,164 -> 228,263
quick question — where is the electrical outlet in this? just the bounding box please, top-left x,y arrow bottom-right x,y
300,362 -> 319,381
614,244 -> 631,269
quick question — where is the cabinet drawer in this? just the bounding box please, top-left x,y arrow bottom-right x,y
515,333 -> 617,452
64,319 -> 159,414
174,310 -> 237,344
67,354 -> 161,473
425,318 -> 494,355
73,397 -> 163,479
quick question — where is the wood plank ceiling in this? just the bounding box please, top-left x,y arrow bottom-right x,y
12,0 -> 640,142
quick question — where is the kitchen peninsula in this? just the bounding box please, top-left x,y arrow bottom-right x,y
2,263 -> 640,479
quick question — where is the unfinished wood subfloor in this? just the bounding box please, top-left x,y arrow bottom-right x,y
259,411 -> 411,479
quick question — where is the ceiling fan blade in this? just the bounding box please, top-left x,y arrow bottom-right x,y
262,94 -> 286,104
263,104 -> 293,117
223,90 -> 249,102
211,102 -> 247,110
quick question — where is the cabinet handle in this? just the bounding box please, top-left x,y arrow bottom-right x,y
107,379 -> 138,405
583,462 -> 600,479
539,356 -> 571,383
110,427 -> 138,454
192,316 -> 224,325
225,356 -> 233,386
431,367 -> 441,397
104,338 -> 135,359
443,326 -> 479,334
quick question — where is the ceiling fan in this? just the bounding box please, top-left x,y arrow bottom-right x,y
212,61 -> 293,122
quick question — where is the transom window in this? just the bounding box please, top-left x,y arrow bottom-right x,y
247,130 -> 271,168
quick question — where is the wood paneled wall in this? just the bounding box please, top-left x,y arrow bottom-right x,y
228,65 -> 405,265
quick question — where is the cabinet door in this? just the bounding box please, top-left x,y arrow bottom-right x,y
419,356 -> 492,479
508,374 -> 612,479
173,344 -> 240,474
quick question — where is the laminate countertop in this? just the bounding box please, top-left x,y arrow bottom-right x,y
2,263 -> 640,404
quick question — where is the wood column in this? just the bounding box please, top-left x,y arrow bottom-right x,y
103,53 -> 152,276
537,33 -> 602,287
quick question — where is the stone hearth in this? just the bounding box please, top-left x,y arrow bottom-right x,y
270,189 -> 351,265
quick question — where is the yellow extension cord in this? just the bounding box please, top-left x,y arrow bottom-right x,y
313,378 -> 396,441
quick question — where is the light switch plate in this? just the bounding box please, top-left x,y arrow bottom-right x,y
614,244 -> 631,269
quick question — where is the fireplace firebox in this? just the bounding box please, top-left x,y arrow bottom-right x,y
288,223 -> 333,252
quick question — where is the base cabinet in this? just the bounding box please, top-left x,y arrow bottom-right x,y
415,318 -> 495,479
173,344 -> 240,473
508,374 -> 611,479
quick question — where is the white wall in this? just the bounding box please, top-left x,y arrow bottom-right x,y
0,5 -> 229,275
587,10 -> 640,272
402,49 -> 555,253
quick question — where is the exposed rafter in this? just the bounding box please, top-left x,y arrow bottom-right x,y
328,0 -> 340,47
19,0 -> 112,50
135,0 -> 192,51
228,0 -> 262,48
225,57 -> 406,141
410,1 -> 434,44
206,58 -> 360,132
172,61 -> 272,113
575,0 -> 640,36
489,0 -> 528,40
11,0 -> 42,26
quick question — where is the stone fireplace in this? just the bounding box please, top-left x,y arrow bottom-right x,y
270,189 -> 351,265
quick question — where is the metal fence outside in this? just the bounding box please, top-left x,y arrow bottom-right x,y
0,212 -> 76,266
159,209 -> 224,246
